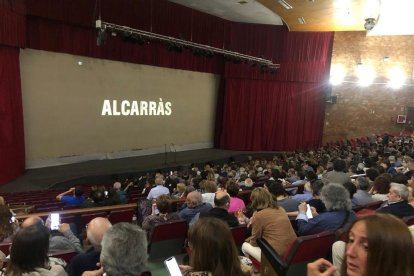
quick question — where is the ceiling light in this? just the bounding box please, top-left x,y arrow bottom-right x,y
364,18 -> 376,31
388,67 -> 405,89
330,64 -> 346,85
357,64 -> 375,86
278,0 -> 293,10
298,17 -> 306,24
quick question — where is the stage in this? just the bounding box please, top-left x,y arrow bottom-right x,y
0,149 -> 278,193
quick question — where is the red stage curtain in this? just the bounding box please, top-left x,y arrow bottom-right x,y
0,46 -> 25,184
219,79 -> 326,151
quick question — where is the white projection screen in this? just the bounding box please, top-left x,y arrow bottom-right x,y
20,49 -> 220,168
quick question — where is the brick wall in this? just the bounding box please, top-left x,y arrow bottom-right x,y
323,32 -> 414,143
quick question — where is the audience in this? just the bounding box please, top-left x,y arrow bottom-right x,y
324,159 -> 351,185
370,175 -> 391,201
296,183 -> 356,236
178,191 -> 212,223
180,218 -> 251,276
201,180 -> 217,206
0,205 -> 18,243
146,176 -> 169,201
265,180 -> 299,212
21,216 -> 84,254
82,223 -> 148,276
312,213 -> 414,276
67,217 -> 112,276
199,191 -> 239,227
56,187 -> 85,207
377,183 -> 414,218
5,224 -> 67,276
142,195 -> 181,239
242,188 -> 296,262
352,176 -> 373,206
226,181 -> 246,213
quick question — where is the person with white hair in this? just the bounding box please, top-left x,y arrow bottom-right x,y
146,176 -> 169,201
82,223 -> 148,276
377,183 -> 414,218
67,217 -> 112,276
296,183 -> 356,236
113,181 -> 132,204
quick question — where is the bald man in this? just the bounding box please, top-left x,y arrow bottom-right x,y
22,215 -> 84,254
67,217 -> 112,276
199,190 -> 239,227
178,191 -> 212,223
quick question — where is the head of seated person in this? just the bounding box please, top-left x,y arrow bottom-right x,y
100,223 -> 147,276
5,224 -> 52,275
186,191 -> 203,209
86,217 -> 112,251
155,195 -> 173,214
340,213 -> 414,276
0,205 -> 16,242
214,191 -> 230,210
320,183 -> 352,212
187,217 -> 249,276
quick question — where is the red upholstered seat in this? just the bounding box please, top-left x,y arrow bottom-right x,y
230,224 -> 248,248
107,209 -> 134,224
403,215 -> 414,226
148,219 -> 188,260
256,231 -> 336,276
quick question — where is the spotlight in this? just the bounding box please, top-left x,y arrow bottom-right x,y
96,28 -> 107,46
364,18 -> 376,31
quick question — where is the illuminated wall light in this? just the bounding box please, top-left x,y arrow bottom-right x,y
330,64 -> 346,85
388,67 -> 405,89
357,64 -> 375,87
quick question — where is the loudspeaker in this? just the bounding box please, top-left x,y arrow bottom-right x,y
326,95 -> 337,104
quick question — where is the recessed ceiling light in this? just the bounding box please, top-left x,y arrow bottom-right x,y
278,0 -> 293,10
298,17 -> 306,24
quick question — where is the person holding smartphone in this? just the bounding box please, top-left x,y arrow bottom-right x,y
21,216 -> 84,254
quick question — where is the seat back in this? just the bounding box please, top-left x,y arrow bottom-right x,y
230,225 -> 248,248
284,231 -> 336,265
108,209 -> 134,224
257,231 -> 336,276
403,215 -> 414,226
81,212 -> 108,227
0,241 -> 12,256
148,220 -> 188,260
363,200 -> 383,210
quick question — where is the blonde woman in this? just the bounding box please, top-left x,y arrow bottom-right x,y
241,188 -> 296,261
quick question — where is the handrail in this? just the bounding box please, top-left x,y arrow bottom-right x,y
16,203 -> 137,220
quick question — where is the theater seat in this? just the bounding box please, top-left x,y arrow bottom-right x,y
108,209 -> 134,224
230,224 -> 248,249
147,219 -> 188,260
257,231 -> 336,276
403,215 -> 414,226
48,249 -> 77,263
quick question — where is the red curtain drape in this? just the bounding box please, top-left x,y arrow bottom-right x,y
217,30 -> 333,151
0,46 -> 25,184
219,79 -> 326,151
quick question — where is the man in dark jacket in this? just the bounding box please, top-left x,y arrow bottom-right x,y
200,190 -> 239,227
377,183 -> 414,218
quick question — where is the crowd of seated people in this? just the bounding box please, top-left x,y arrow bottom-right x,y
2,132 -> 414,275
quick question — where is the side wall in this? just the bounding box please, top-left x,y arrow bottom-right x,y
323,32 -> 414,143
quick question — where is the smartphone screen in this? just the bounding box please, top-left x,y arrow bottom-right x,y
11,216 -> 16,223
50,213 -> 60,230
306,204 -> 313,219
164,256 -> 182,276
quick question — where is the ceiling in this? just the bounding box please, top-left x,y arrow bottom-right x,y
169,0 -> 414,35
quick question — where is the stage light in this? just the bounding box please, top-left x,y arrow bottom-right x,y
357,63 -> 375,87
330,64 -> 346,85
388,67 -> 405,89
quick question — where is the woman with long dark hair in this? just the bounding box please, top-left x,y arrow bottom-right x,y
180,217 -> 251,276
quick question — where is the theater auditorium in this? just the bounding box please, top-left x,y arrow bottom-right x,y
1,1 -> 414,275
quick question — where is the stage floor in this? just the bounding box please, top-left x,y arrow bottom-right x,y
0,149 -> 278,193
